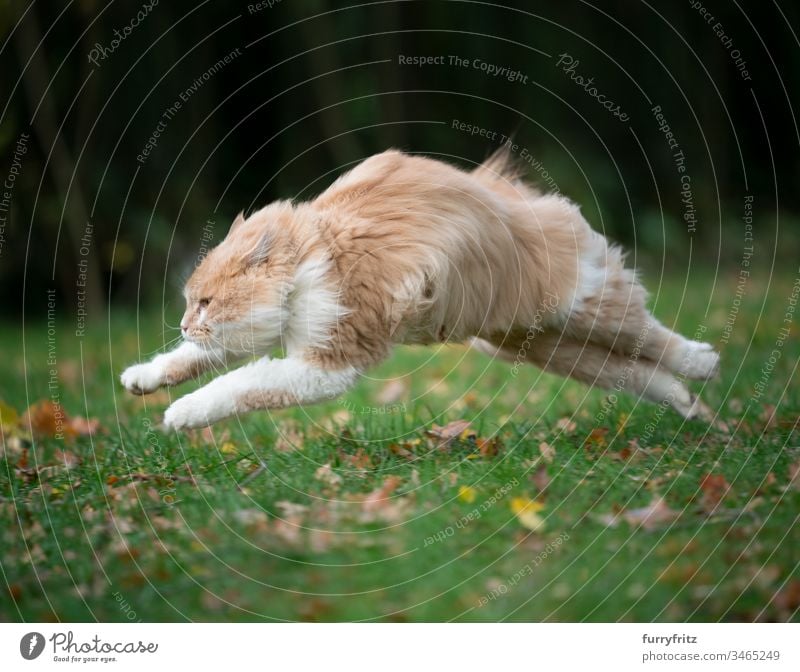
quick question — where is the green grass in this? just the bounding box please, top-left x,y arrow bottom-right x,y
1,271 -> 799,622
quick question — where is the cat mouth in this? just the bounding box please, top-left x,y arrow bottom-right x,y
183,330 -> 211,344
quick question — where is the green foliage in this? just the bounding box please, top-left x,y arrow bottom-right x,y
1,274 -> 798,621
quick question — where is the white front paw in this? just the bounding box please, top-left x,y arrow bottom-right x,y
121,363 -> 164,395
163,388 -> 232,430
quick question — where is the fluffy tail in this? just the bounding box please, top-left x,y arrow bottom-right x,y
471,145 -> 542,199
472,145 -> 522,183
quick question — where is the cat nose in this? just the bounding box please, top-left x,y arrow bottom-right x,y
180,318 -> 188,333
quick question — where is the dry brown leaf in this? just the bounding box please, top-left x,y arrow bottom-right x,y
388,442 -> 415,460
21,400 -> 100,440
275,500 -> 308,518
759,404 -> 778,429
22,401 -> 69,437
531,463 -> 551,494
788,460 -> 800,490
54,449 -> 80,470
426,419 -> 471,446
584,427 -> 609,450
274,424 -> 305,452
362,476 -> 402,512
616,497 -> 681,530
340,448 -> 373,470
778,417 -> 800,432
477,437 -> 501,458
772,580 -> 800,613
556,417 -> 577,434
700,473 -> 730,513
314,463 -> 343,488
376,379 -> 408,405
200,426 -> 232,444
232,508 -> 269,529
69,416 -> 100,436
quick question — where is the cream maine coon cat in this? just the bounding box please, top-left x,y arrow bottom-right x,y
121,150 -> 719,429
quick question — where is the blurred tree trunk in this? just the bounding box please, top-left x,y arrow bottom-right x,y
374,1 -> 405,149
289,0 -> 365,166
14,6 -> 103,314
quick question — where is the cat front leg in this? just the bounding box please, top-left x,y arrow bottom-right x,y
162,357 -> 360,430
121,342 -> 229,395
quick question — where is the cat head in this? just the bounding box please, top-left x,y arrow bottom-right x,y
180,204 -> 301,355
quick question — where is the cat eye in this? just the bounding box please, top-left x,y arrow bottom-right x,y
198,298 -> 210,309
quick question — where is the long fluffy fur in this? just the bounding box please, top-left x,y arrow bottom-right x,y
122,149 -> 720,428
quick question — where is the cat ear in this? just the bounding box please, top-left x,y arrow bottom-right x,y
245,230 -> 272,266
227,211 -> 246,237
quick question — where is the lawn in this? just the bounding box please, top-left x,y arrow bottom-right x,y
2,270 -> 799,622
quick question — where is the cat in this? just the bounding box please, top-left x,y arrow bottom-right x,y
121,149 -> 720,429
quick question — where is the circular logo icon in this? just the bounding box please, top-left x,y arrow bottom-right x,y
20,632 -> 45,660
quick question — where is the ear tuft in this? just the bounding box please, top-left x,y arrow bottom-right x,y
245,230 -> 272,266
227,211 -> 246,237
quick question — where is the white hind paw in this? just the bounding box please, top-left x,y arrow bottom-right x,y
680,342 -> 720,380
670,390 -> 713,421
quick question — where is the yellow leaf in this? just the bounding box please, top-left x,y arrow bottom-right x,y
220,442 -> 237,454
0,400 -> 18,429
510,496 -> 545,531
458,485 -> 477,503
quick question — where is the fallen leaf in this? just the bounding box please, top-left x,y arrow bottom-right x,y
700,473 -> 730,513
759,404 -> 778,429
388,441 -> 417,460
458,485 -> 477,503
69,416 -> 100,436
788,460 -> 800,490
608,439 -> 647,462
584,427 -> 609,450
539,442 -> 555,463
622,496 -> 680,530
531,463 -> 551,494
330,409 -> 351,425
220,442 -> 237,455
510,496 -> 545,531
476,437 -> 501,457
772,580 -> 800,613
777,417 -> 800,432
54,450 -> 80,470
340,448 -> 373,470
757,472 -> 777,494
314,463 -> 343,487
232,508 -> 268,528
376,379 -> 407,405
273,424 -> 304,452
556,417 -> 577,434
22,401 -> 69,438
20,400 -> 100,440
275,500 -> 308,518
362,476 -> 402,512
200,426 -> 232,444
0,400 -> 19,430
426,420 -> 471,447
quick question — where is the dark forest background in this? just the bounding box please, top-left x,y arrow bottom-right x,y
1,0 -> 799,318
